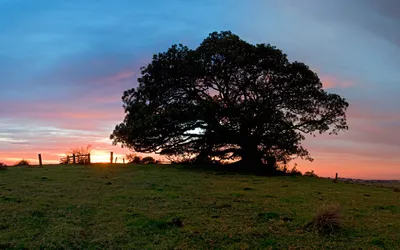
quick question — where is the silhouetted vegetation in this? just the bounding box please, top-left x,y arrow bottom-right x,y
125,153 -> 141,164
288,165 -> 303,176
141,156 -> 156,164
111,31 -> 349,174
304,170 -> 319,177
0,162 -> 7,170
14,159 -> 30,166
126,153 -> 157,164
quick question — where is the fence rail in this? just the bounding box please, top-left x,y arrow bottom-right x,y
35,151 -> 161,166
60,153 -> 91,165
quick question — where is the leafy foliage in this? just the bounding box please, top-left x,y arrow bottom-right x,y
14,159 -> 30,166
111,31 -> 349,170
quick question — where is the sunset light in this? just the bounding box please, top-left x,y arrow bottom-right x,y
89,150 -> 125,163
0,0 -> 399,180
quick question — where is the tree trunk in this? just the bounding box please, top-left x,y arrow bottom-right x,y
239,142 -> 278,174
239,144 -> 263,168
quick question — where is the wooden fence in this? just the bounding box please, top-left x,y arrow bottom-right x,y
60,154 -> 91,165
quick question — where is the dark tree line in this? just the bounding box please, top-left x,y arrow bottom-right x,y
110,31 -> 348,171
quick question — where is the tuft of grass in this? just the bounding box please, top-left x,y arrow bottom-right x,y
309,204 -> 341,235
393,187 -> 400,193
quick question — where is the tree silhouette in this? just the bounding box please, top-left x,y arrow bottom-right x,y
110,31 -> 348,171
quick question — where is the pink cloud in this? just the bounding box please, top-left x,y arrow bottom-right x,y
90,70 -> 136,84
320,74 -> 354,89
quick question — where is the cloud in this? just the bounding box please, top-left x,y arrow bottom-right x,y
320,75 -> 354,89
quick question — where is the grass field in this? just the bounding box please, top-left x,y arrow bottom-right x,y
1,164 -> 399,249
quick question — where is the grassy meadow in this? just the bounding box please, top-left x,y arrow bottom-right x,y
1,164 -> 399,249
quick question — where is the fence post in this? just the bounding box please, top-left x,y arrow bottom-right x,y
38,154 -> 43,167
110,152 -> 114,164
88,153 -> 91,164
73,154 -> 76,164
115,157 -> 118,163
334,173 -> 338,183
123,158 -> 125,164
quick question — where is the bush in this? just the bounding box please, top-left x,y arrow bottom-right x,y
0,162 -> 7,170
126,153 -> 142,164
141,156 -> 156,164
308,204 -> 341,235
14,159 -> 30,166
132,156 -> 142,164
126,153 -> 158,164
304,170 -> 318,177
289,165 -> 302,176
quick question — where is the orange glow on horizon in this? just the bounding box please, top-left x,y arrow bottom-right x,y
1,142 -> 399,180
89,149 -> 126,163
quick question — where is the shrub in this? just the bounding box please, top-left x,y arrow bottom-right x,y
132,156 -> 142,164
304,170 -> 318,177
14,159 -> 30,166
0,162 -> 7,170
289,165 -> 302,176
309,204 -> 341,235
126,153 -> 142,164
141,156 -> 156,164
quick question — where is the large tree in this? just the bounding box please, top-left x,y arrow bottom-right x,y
110,31 -> 349,169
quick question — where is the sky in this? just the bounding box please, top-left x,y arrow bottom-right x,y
0,0 -> 399,179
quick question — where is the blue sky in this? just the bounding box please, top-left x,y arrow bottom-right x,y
0,0 -> 399,178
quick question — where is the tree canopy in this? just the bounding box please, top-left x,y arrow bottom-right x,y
110,31 -> 349,170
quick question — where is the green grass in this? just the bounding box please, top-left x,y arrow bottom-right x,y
1,164 -> 400,249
